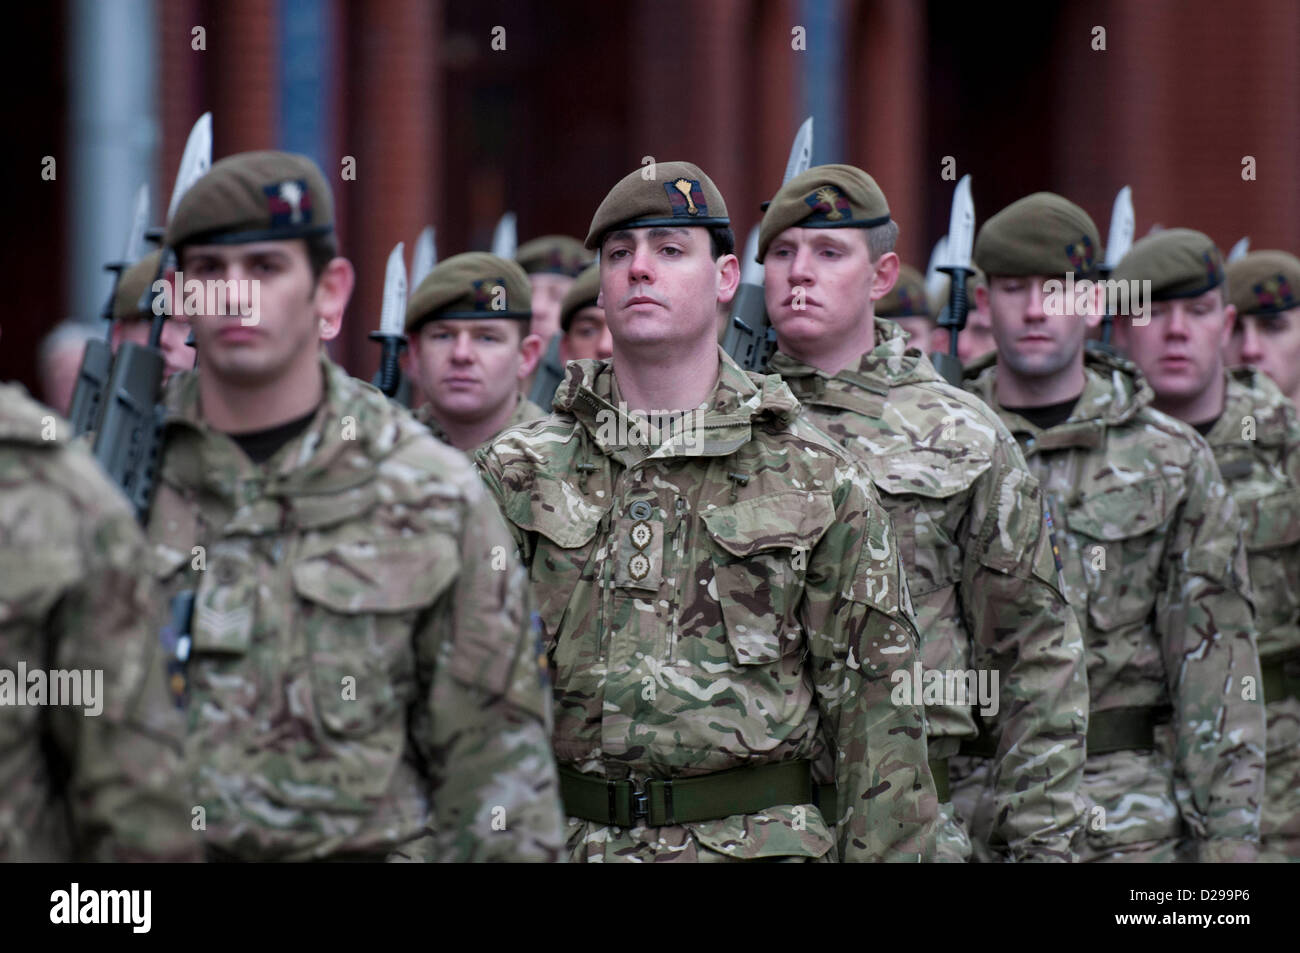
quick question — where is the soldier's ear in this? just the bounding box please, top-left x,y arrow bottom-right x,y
1220,303 -> 1237,348
716,252 -> 740,306
869,251 -> 900,302
314,257 -> 354,342
517,331 -> 544,380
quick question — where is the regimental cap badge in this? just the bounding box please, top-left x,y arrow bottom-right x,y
804,185 -> 852,223
1254,274 -> 1296,310
472,277 -> 508,311
263,179 -> 313,227
665,178 -> 708,218
1065,234 -> 1095,275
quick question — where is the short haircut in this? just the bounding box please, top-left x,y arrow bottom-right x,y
708,225 -> 735,261
866,220 -> 899,262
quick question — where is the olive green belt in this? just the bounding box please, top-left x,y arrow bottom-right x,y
1263,657 -> 1300,704
558,761 -> 836,827
958,707 -> 1169,759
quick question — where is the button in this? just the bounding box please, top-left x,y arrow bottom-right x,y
629,500 -> 653,521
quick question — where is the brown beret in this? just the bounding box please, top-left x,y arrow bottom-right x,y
560,263 -> 602,333
877,264 -> 928,319
1226,250 -> 1300,315
974,192 -> 1099,279
757,164 -> 891,263
1112,228 -> 1225,301
113,250 -> 164,321
516,235 -> 592,277
165,150 -> 334,249
405,252 -> 531,333
585,160 -> 729,250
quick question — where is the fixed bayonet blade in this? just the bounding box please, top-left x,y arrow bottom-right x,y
124,184 -> 151,263
411,226 -> 437,288
166,112 -> 212,223
925,237 -> 948,304
937,175 -> 975,270
379,242 -> 407,338
782,116 -> 814,185
491,212 -> 517,259
1227,236 -> 1250,262
1103,186 -> 1135,270
739,225 -> 763,286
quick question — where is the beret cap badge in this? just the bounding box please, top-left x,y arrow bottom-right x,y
665,177 -> 706,217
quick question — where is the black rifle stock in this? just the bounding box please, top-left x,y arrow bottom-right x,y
722,283 -> 775,372
68,261 -> 129,436
91,341 -> 166,521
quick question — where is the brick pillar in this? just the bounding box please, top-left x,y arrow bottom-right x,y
341,0 -> 441,377
209,0 -> 278,156
157,0 -> 204,209
849,0 -> 927,267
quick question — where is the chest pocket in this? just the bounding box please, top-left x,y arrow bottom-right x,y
1240,488 -> 1300,553
292,535 -> 458,738
700,490 -> 834,667
1065,480 -> 1176,632
514,484 -> 609,650
867,448 -> 990,597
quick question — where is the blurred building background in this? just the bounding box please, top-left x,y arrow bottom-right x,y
5,0 -> 1299,400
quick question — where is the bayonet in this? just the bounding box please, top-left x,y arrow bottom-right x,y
1097,185 -> 1134,350
491,212 -> 517,260
370,242 -> 409,399
411,226 -> 437,288
1227,236 -> 1250,262
930,174 -> 975,386
723,116 -> 813,372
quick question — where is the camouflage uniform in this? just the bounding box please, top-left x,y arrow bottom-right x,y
145,355 -> 566,861
962,347 -> 1266,862
771,319 -> 1089,863
476,350 -> 940,862
0,384 -> 198,861
1204,366 -> 1300,861
415,394 -> 546,450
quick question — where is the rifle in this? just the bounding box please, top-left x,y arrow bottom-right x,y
90,112 -> 211,522
1226,236 -> 1250,263
1097,185 -> 1134,352
69,184 -> 150,436
930,175 -> 975,387
722,116 -> 813,372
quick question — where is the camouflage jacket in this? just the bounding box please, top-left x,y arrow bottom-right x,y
145,354 -> 566,861
964,348 -> 1266,861
1204,367 -> 1300,662
415,394 -> 546,450
770,319 -> 1088,862
0,384 -> 197,861
476,348 -> 939,862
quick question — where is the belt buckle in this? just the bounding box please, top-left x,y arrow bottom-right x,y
629,777 -> 650,825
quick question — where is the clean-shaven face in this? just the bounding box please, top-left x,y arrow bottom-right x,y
1117,289 -> 1233,403
565,305 -> 613,361
986,275 -> 1091,379
1226,307 -> 1300,400
180,240 -> 319,386
599,226 -> 723,351
411,318 -> 531,423
528,273 -> 575,344
763,227 -> 879,349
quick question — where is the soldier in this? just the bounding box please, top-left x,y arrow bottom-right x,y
1225,250 -> 1300,410
146,150 -> 566,861
405,252 -> 546,451
112,248 -> 196,378
760,165 -> 1088,863
558,263 -> 613,362
1113,231 -> 1298,861
516,235 -> 592,349
0,353 -> 198,861
476,160 -> 940,862
875,262 -> 934,348
962,196 -> 1265,862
